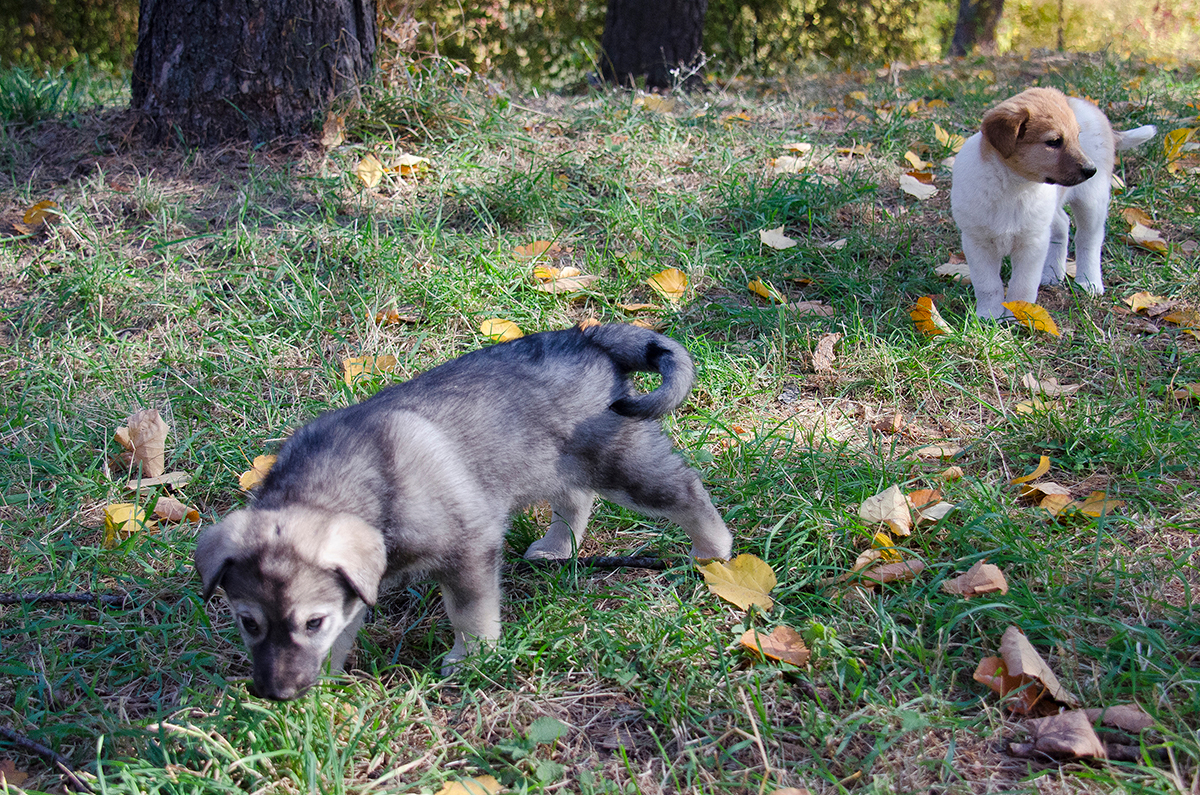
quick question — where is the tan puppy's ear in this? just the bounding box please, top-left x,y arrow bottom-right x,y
195,511 -> 251,600
318,515 -> 387,606
982,103 -> 1028,158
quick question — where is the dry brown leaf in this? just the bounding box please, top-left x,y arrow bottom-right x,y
1173,383 -> 1200,400
1084,703 -> 1155,733
373,307 -> 422,325
1019,480 -> 1072,501
1021,373 -> 1081,397
811,332 -> 842,373
759,227 -> 797,250
934,123 -> 966,153
153,496 -> 200,523
788,300 -> 834,316
616,302 -> 658,313
857,558 -> 926,587
480,318 -> 524,343
935,258 -> 971,283
698,554 -> 776,611
125,471 -> 191,494
1128,223 -> 1168,253
1121,207 -> 1155,227
514,240 -> 563,260
1010,455 -> 1050,485
1013,397 -> 1058,414
391,153 -> 430,177
1003,301 -> 1061,337
940,465 -> 964,481
239,454 -> 277,491
0,759 -> 29,788
911,295 -> 953,336
912,443 -> 961,460
943,559 -> 1009,597
343,354 -> 398,386
976,625 -> 1079,715
1026,710 -> 1108,759
534,273 -> 599,293
739,625 -> 811,666
320,113 -> 345,148
859,484 -> 912,536
115,408 -> 169,479
771,155 -> 810,174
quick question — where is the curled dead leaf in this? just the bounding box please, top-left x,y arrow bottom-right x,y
811,332 -> 842,373
748,278 -> 787,303
115,409 -> 169,479
153,496 -> 200,523
103,503 -> 155,549
859,484 -> 912,536
343,354 -> 398,386
355,154 -> 383,188
1021,373 -> 1081,397
899,173 -> 938,200
943,559 -> 1009,597
911,296 -> 953,336
759,227 -> 797,250
1010,455 -> 1050,485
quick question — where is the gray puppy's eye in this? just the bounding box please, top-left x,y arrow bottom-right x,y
306,617 -> 324,633
241,616 -> 260,634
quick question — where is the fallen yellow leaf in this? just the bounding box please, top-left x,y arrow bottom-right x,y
1003,301 -> 1061,337
239,454 -> 277,490
904,150 -> 931,170
103,503 -> 155,549
647,268 -> 687,303
1164,127 -> 1197,173
1078,491 -> 1123,518
1128,223 -> 1168,254
514,240 -> 562,260
934,123 -> 966,153
899,173 -> 937,200
355,154 -> 383,188
435,775 -> 503,795
1123,291 -> 1171,314
748,278 -> 786,303
698,554 -> 776,611
392,153 -> 430,177
872,531 -> 902,563
911,295 -> 953,336
343,354 -> 398,386
480,318 -> 524,343
23,199 -> 59,226
1010,455 -> 1050,485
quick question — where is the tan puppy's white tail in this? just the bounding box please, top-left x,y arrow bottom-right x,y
1115,125 -> 1156,151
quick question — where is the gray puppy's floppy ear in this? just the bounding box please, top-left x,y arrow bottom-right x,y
981,103 -> 1028,159
318,515 -> 387,606
195,510 -> 251,600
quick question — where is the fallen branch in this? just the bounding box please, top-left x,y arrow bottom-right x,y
0,592 -> 130,608
508,555 -> 670,572
0,726 -> 92,792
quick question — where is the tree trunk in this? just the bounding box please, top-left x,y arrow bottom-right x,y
599,0 -> 707,90
950,0 -> 1005,56
132,0 -> 376,145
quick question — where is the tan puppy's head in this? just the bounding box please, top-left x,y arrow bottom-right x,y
981,87 -> 1096,186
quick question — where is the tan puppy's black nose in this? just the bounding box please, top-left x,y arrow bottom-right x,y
1080,163 -> 1097,180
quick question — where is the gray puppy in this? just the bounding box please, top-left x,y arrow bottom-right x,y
195,323 -> 733,700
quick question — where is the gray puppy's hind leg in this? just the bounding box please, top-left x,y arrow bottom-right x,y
524,489 -> 596,560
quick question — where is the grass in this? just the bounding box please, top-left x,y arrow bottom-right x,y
1,50 -> 1199,793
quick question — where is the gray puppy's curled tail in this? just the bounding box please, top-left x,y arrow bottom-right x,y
581,323 -> 696,419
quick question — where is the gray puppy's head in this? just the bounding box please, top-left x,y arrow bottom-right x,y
195,507 -> 387,700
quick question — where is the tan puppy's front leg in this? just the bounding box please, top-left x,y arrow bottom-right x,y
963,236 -> 1007,319
1005,230 -> 1052,308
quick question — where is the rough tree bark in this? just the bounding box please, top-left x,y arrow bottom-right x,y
132,0 -> 375,145
599,0 -> 707,90
951,0 -> 1005,56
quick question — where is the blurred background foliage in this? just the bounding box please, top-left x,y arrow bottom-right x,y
1,0 -> 1196,89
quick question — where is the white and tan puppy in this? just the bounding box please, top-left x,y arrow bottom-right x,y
951,87 -> 1156,319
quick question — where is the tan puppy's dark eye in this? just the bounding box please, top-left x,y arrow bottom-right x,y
1046,137 -> 1064,148
306,617 -> 324,633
